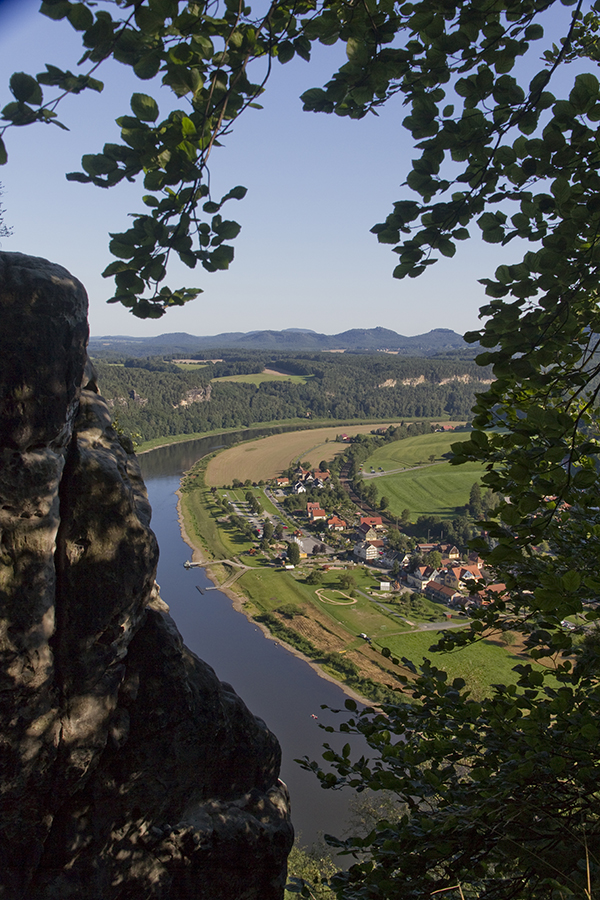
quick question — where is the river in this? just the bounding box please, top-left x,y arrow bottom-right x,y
139,436 -> 363,848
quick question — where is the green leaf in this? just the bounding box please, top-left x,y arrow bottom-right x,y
102,260 -> 132,277
9,72 -> 43,105
109,238 -> 137,260
438,239 -> 455,258
222,185 -> 247,202
278,41 -> 295,63
130,93 -> 159,122
148,0 -> 179,16
214,219 -> 241,240
562,571 -> 581,592
67,3 -> 94,31
1,101 -> 38,126
573,468 -> 597,488
81,153 -> 117,176
569,73 -> 599,113
0,137 -> 6,165
40,1 -> 71,20
180,116 -> 196,137
133,51 -> 163,81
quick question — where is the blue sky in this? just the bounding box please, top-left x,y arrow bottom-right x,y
1,0 -> 520,338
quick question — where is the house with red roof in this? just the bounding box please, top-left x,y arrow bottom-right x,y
327,516 -> 347,531
360,516 -> 383,529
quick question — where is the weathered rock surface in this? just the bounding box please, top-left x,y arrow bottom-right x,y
0,252 -> 293,899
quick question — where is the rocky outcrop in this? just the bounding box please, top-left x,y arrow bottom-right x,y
0,252 -> 292,899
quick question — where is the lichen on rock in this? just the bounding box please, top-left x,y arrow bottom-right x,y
0,252 -> 293,899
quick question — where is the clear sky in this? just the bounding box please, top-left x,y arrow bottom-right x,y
0,0 -> 516,339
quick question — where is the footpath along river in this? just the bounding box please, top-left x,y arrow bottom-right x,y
139,435 -> 365,847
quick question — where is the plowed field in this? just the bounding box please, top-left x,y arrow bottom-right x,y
204,424 -> 397,485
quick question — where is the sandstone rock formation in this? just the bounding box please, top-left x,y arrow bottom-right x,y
0,252 -> 293,899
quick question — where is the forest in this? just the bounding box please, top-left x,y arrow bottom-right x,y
92,351 -> 491,441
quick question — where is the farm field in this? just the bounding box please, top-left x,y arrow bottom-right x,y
365,431 -> 470,471
173,362 -> 209,370
210,371 -> 311,385
373,461 -> 485,520
204,423 -> 406,485
363,432 -> 484,520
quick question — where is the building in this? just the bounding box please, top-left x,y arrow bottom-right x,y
353,541 -> 379,562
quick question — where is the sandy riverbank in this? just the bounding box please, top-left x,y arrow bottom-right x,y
175,491 -> 371,706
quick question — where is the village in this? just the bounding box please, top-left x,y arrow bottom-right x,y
247,460 -> 508,615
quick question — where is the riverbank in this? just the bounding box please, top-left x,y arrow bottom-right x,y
136,416 -> 466,454
175,489 -> 373,706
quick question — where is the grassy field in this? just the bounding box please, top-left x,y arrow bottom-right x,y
173,362 -> 209,370
365,431 -> 470,470
211,372 -> 311,385
234,564 -> 523,698
375,629 -> 526,698
373,461 -> 485,520
363,432 -> 484,521
205,424 -> 405,485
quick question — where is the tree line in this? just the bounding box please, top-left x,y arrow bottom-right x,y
93,353 -> 489,441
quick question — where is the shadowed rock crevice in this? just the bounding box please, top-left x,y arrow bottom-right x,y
0,252 -> 292,900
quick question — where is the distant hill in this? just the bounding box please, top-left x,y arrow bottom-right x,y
89,327 -> 475,358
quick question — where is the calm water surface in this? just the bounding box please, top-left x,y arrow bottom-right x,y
139,437 -> 363,846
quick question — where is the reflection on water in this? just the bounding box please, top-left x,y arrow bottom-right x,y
140,438 -> 363,847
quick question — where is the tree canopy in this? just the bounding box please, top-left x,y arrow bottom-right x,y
6,1 -> 600,898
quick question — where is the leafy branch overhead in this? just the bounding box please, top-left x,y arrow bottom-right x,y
1,0 -> 316,317
7,1 -> 600,898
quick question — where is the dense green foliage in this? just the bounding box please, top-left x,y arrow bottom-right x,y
296,0 -> 600,895
93,352 -> 488,440
8,2 -> 600,898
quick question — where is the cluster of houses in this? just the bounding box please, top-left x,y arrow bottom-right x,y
276,466 -> 332,495
339,513 -> 505,610
272,466 -> 504,610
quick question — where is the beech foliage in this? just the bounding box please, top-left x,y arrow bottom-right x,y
5,1 -> 600,897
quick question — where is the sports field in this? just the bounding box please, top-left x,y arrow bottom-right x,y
204,424 -> 404,485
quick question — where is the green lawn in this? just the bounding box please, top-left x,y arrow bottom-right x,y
235,566 -> 525,698
237,567 -> 446,647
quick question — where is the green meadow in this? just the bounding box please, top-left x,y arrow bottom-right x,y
236,566 -> 522,698
364,432 -> 485,520
173,362 -> 209,370
211,372 -> 311,386
374,629 -> 526,698
366,431 -> 470,470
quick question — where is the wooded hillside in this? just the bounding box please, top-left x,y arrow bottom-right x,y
93,352 -> 491,441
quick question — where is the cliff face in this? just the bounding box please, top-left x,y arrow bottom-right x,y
0,252 -> 293,899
